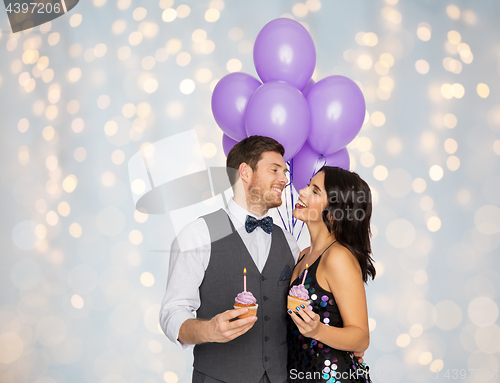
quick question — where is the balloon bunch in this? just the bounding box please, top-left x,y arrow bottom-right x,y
212,18 -> 365,237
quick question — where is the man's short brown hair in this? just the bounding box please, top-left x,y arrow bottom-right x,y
226,136 -> 285,185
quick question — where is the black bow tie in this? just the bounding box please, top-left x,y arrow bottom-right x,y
245,215 -> 273,234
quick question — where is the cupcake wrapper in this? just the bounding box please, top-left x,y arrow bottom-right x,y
287,296 -> 309,312
234,304 -> 258,319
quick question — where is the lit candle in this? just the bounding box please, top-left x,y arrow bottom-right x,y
244,268 -> 247,292
301,264 -> 309,285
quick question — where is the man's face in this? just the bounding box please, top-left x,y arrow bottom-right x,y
247,151 -> 288,210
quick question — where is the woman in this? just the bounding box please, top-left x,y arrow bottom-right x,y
287,166 -> 375,383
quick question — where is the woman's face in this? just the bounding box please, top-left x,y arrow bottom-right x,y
293,171 -> 329,223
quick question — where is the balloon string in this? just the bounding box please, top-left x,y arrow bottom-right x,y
276,204 -> 288,232
296,221 -> 305,241
289,159 -> 295,231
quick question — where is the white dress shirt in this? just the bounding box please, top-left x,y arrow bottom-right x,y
159,198 -> 300,349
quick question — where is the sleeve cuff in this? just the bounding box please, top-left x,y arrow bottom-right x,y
168,311 -> 196,350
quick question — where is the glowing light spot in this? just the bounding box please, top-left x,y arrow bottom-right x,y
415,59 -> 429,74
69,13 -> 82,27
429,165 -> 443,181
74,147 -> 86,162
0,332 -> 24,364
357,54 -> 373,70
205,9 -> 220,22
68,67 -> 82,82
71,294 -> 84,309
227,58 -> 242,72
163,371 -> 179,383
419,351 -> 433,365
101,171 -> 116,187
447,155 -> 460,171
58,201 -> 70,217
166,38 -> 182,54
477,83 -> 489,98
444,114 -> 457,129
396,334 -> 411,347
202,143 -> 217,158
46,211 -> 59,226
122,103 -> 136,119
409,324 -> 423,337
371,111 -> 386,126
162,8 -> 177,22
427,216 -> 441,232
133,7 -> 147,20
417,23 -> 431,41
69,223 -> 82,238
141,272 -> 155,287
117,46 -> 131,60
18,118 -> 29,133
196,68 -> 213,83
71,118 -> 84,133
379,53 -> 394,68
386,137 -> 402,155
129,31 -> 143,46
430,359 -> 444,372
129,230 -> 143,245
414,270 -> 428,284
200,40 -> 215,54
142,78 -> 158,94
373,165 -> 388,181
292,3 -> 308,17
132,179 -> 146,195
468,297 -> 499,327
134,210 -> 148,223
180,79 -> 195,95
176,4 -> 190,18
446,4 -> 460,20
193,29 -> 207,43
444,138 -> 458,154
448,30 -> 461,45
452,83 -> 465,98
63,175 -> 78,193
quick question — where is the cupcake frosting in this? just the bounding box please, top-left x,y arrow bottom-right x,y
235,291 -> 257,305
289,285 -> 309,301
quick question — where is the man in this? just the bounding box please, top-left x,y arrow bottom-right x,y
160,136 -> 300,383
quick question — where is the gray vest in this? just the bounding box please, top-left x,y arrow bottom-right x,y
193,209 -> 295,383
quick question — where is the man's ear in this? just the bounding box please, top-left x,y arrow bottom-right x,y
239,162 -> 251,183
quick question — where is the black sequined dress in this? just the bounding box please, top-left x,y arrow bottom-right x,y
287,245 -> 371,383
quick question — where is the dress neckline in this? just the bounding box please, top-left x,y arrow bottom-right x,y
292,240 -> 337,284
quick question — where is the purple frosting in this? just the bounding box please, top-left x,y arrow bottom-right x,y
289,285 -> 309,300
235,291 -> 257,305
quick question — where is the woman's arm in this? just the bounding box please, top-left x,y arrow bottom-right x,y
288,246 -> 370,352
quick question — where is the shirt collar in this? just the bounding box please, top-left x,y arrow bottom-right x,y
228,198 -> 268,227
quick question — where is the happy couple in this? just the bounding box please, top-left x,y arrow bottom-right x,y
160,135 -> 375,383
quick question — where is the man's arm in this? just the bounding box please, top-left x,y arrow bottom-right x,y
160,218 -> 257,348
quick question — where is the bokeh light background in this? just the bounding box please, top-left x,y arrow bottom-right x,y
1,0 -> 500,382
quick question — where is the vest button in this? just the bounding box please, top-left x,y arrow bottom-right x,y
264,316 -> 270,321
263,296 -> 269,301
264,336 -> 270,341
261,276 -> 266,281
264,356 -> 269,362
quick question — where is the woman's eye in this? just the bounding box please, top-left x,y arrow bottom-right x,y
313,190 -> 317,195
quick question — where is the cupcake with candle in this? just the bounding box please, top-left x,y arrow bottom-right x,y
234,268 -> 258,318
288,264 -> 310,312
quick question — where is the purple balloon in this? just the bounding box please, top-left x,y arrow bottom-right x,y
245,81 -> 310,162
212,72 -> 262,141
222,134 -> 238,157
302,78 -> 316,97
254,18 -> 316,91
291,141 -> 350,193
306,75 -> 366,155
